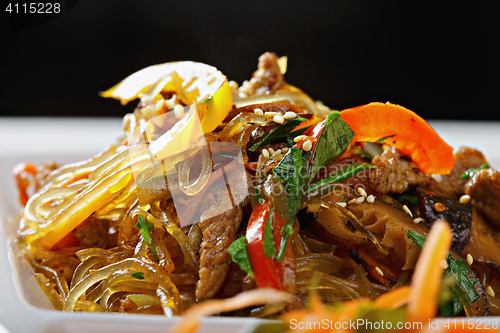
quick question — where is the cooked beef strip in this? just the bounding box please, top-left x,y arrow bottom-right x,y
426,147 -> 488,200
196,206 -> 243,299
368,147 -> 428,194
465,168 -> 500,229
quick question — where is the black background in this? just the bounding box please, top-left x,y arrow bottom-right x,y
1,0 -> 500,120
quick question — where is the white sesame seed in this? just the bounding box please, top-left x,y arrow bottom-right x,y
284,111 -> 298,120
440,260 -> 449,269
431,174 -> 443,183
487,286 -> 496,298
413,217 -> 425,224
348,198 -> 357,205
265,111 -> 278,118
254,108 -> 264,116
336,202 -> 347,208
261,149 -> 270,159
275,149 -> 282,155
375,267 -> 384,276
281,147 -> 289,153
467,254 -> 474,266
173,104 -> 184,119
357,187 -> 368,198
355,196 -> 365,204
155,99 -> 165,112
367,195 -> 375,204
459,195 -> 471,204
273,114 -> 285,124
403,205 -> 413,217
228,80 -> 239,90
293,135 -> 306,143
268,148 -> 276,155
303,140 -> 313,152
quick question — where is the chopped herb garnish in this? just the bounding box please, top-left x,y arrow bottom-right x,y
134,215 -> 160,263
408,230 -> 479,316
227,236 -> 254,278
276,220 -> 294,262
460,163 -> 489,179
204,96 -> 213,103
305,163 -> 374,194
270,112 -> 354,265
342,194 -> 348,202
131,272 -> 145,280
248,117 -> 307,152
377,134 -> 396,144
307,111 -> 355,183
273,147 -> 306,219
263,210 -> 276,258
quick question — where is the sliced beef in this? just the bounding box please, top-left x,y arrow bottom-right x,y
238,52 -> 284,97
196,206 -> 243,299
427,147 -> 488,200
415,188 -> 472,253
368,147 -> 428,194
465,168 -> 500,229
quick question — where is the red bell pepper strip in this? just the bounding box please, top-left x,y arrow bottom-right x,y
339,102 -> 455,175
246,199 -> 296,293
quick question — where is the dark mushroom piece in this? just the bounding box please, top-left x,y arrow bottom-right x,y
415,187 -> 472,253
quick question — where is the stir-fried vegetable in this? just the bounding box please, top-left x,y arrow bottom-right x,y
339,102 -> 455,174
245,199 -> 295,292
408,229 -> 480,316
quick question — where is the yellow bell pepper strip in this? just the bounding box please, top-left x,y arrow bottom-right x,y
339,102 -> 455,175
100,61 -> 233,134
39,170 -> 133,249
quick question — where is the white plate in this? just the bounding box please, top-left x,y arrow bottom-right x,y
0,117 -> 499,332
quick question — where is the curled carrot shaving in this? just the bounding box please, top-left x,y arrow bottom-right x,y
340,102 -> 455,174
374,285 -> 411,309
408,219 -> 452,326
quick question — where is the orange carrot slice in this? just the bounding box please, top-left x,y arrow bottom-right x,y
340,102 -> 455,174
374,286 -> 411,309
408,219 -> 452,324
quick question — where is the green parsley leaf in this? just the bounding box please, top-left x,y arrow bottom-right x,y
307,111 -> 355,183
204,96 -> 213,103
249,117 -> 307,152
276,220 -> 294,262
305,163 -> 374,194
131,272 -> 145,280
376,134 -> 396,144
263,210 -> 276,258
460,163 -> 489,179
273,147 -> 306,219
408,230 -> 479,316
227,236 -> 254,278
134,215 -> 160,263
